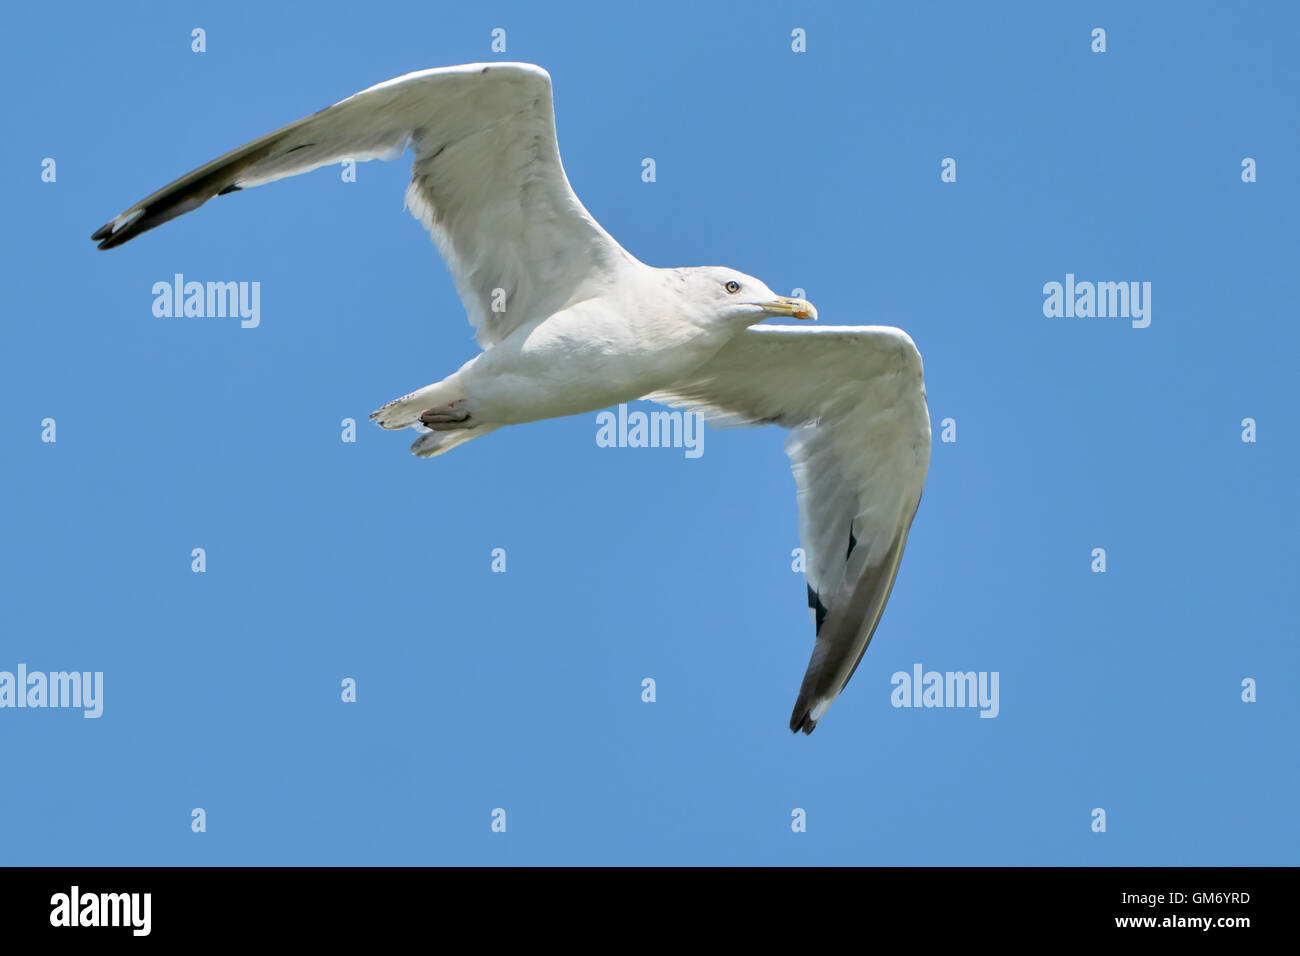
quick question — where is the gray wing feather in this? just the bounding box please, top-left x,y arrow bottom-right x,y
91,62 -> 634,347
649,325 -> 931,733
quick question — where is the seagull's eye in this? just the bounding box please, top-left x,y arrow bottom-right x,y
724,280 -> 741,294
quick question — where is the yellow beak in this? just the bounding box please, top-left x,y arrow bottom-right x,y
766,296 -> 818,320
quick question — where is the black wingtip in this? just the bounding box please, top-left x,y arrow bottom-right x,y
90,191 -> 213,250
789,710 -> 818,735
94,226 -> 139,251
91,215 -> 143,250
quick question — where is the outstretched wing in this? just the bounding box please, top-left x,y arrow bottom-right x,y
648,325 -> 931,734
91,62 -> 636,347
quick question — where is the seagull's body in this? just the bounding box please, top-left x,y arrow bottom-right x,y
381,264 -> 764,446
93,62 -> 931,734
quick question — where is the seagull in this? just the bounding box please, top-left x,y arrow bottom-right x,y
92,63 -> 931,734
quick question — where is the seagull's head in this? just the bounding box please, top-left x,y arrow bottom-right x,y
686,267 -> 818,328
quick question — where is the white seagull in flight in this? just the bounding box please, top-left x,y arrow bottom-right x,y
93,63 -> 932,734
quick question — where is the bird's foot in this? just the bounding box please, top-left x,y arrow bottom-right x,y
419,400 -> 473,431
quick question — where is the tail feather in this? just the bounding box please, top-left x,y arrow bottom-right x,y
409,425 -> 498,458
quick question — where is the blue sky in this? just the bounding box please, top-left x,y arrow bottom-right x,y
2,0 -> 1296,865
